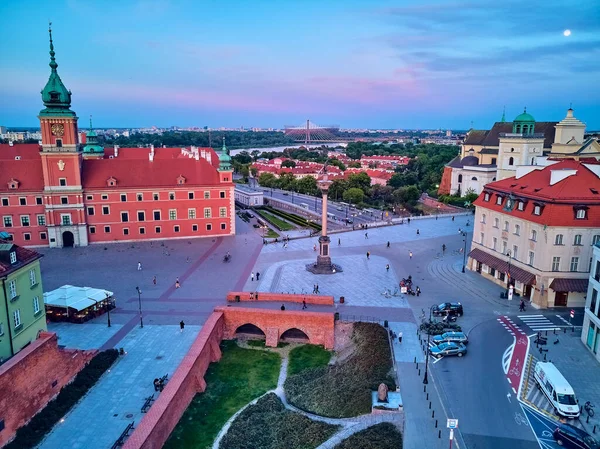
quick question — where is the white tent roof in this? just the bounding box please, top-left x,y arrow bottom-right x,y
43,285 -> 114,312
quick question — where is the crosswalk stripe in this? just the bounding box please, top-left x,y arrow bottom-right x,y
519,314 -> 544,318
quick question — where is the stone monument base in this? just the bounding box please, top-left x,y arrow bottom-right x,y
306,256 -> 343,275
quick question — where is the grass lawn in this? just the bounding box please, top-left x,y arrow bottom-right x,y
163,341 -> 280,449
285,323 -> 396,418
256,210 -> 296,231
264,229 -> 279,238
288,345 -> 332,376
220,393 -> 340,449
334,423 -> 402,449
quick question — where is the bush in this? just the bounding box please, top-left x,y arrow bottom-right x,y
255,210 -> 295,231
220,393 -> 339,449
334,423 -> 402,449
6,349 -> 119,449
288,345 -> 332,376
262,206 -> 321,231
285,323 -> 395,418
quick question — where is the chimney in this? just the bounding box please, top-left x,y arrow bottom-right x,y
150,144 -> 154,153
114,145 -> 119,158
195,152 -> 199,161
206,152 -> 212,163
9,141 -> 14,146
149,152 -> 154,162
200,149 -> 206,159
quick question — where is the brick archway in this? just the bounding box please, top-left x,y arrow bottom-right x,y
234,323 -> 266,339
215,306 -> 334,349
280,328 -> 310,343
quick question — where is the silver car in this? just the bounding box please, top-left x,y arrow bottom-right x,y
432,332 -> 468,345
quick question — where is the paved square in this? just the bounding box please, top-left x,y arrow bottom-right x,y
38,325 -> 201,449
250,255 -> 409,308
48,323 -> 124,350
389,321 -> 424,363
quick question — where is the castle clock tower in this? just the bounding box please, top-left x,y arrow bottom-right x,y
38,25 -> 87,248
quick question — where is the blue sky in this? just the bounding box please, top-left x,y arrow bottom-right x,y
1,0 -> 599,129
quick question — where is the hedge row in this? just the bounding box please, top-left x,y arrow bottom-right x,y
255,210 -> 295,231
285,323 -> 396,418
262,206 -> 321,231
334,423 -> 402,449
6,349 -> 119,449
220,393 -> 339,449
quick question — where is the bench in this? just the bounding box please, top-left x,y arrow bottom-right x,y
141,394 -> 155,413
111,421 -> 135,449
153,374 -> 169,392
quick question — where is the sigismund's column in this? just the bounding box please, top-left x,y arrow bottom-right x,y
317,173 -> 332,269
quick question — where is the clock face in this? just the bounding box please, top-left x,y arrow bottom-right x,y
51,124 -> 65,137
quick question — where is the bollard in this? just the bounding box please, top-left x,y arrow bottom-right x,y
427,393 -> 429,400
424,385 -> 426,393
572,326 -> 575,333
545,330 -> 548,336
429,401 -> 432,409
564,328 -> 566,334
438,430 -> 441,439
593,425 -> 596,434
416,363 -> 419,370
587,415 -> 590,424
432,410 -> 435,418
435,419 -> 438,428
414,356 -> 417,364
419,369 -> 421,376
553,329 -> 556,335
544,353 -> 547,362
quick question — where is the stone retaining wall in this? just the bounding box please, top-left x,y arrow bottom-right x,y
226,291 -> 334,306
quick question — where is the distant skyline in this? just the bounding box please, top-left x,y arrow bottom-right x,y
1,0 -> 599,130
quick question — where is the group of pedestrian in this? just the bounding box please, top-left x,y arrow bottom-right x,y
312,284 -> 320,294
251,272 -> 261,281
389,329 -> 403,343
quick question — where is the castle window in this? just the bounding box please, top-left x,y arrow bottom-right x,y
496,196 -> 503,205
21,215 -> 30,227
174,225 -> 180,233
221,223 -> 226,230
188,192 -> 194,200
120,194 -> 127,202
192,224 -> 198,232
137,193 -> 143,201
517,201 -> 524,211
123,228 -> 129,236
37,215 -> 46,226
19,197 -> 26,206
169,192 -> 175,200
458,174 -> 463,183
3,216 -> 12,227
575,208 -> 587,220
139,227 -> 146,235
508,157 -> 514,166
102,206 -> 110,215
220,191 -> 226,199
89,227 -> 95,234
104,226 -> 110,233
101,194 -> 108,200
206,224 -> 212,231
155,226 -> 161,234
59,178 -> 67,186
86,195 -> 93,201
56,139 -> 62,148
40,232 -> 47,240
2,198 -> 9,206
61,196 -> 68,205
153,193 -> 159,201
87,207 -> 95,216
121,212 -> 129,223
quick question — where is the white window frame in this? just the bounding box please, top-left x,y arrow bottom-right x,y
514,224 -> 520,236
484,193 -> 490,202
204,208 -> 212,218
3,216 -> 12,227
13,309 -> 21,327
528,251 -> 535,266
61,213 -> 72,225
492,237 -> 497,251
219,207 -> 227,218
574,234 -> 582,246
576,209 -> 586,219
533,205 -> 541,215
496,196 -> 502,205
530,230 -> 537,241
29,269 -> 36,286
204,191 -> 210,199
503,221 -> 509,231
37,214 -> 46,226
570,257 -> 579,272
552,256 -> 560,272
493,218 -> 499,228
517,201 -> 524,211
188,208 -> 196,219
169,209 -> 177,220
512,245 -> 518,260
9,280 -> 17,299
555,234 -> 564,245
20,215 -> 30,227
481,213 -> 486,224
33,296 -> 40,314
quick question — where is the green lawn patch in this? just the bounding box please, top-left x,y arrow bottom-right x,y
262,206 -> 321,231
6,349 -> 119,449
288,345 -> 332,376
285,323 -> 395,418
264,229 -> 279,238
256,210 -> 295,231
334,422 -> 402,449
164,341 -> 280,449
220,393 -> 340,449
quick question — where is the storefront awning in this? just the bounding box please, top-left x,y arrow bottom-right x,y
44,285 -> 114,311
549,278 -> 589,293
468,248 -> 536,285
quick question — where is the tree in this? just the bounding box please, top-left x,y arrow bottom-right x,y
250,150 -> 260,161
329,159 -> 346,171
250,166 -> 258,177
343,187 -> 365,204
281,160 -> 296,168
347,161 -> 362,168
276,173 -> 296,191
388,172 -> 418,189
329,179 -> 348,201
232,151 -> 252,164
258,172 -> 277,187
296,176 -> 318,195
370,185 -> 393,204
392,185 -> 420,207
240,165 -> 250,181
347,172 -> 371,193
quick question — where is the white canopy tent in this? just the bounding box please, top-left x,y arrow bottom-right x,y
44,285 -> 114,312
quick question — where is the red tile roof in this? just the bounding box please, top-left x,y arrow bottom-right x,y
0,240 -> 43,276
0,144 -> 45,191
0,143 -> 42,160
475,160 -> 600,227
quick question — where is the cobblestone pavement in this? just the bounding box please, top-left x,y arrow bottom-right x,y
37,325 -> 201,449
48,322 -> 124,350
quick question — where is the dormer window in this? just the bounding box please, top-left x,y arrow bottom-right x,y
533,204 -> 544,216
484,193 -> 490,202
575,207 -> 588,220
10,251 -> 17,264
496,195 -> 503,205
517,201 -> 525,211
8,178 -> 19,190
106,177 -> 117,187
177,175 -> 186,185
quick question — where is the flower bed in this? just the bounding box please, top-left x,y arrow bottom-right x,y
334,422 -> 402,449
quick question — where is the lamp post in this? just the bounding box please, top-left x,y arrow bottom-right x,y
506,251 -> 512,299
135,286 -> 143,328
105,292 -> 111,328
461,231 -> 468,273
423,304 -> 437,385
314,194 -> 318,212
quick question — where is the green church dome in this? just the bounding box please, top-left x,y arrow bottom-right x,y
514,108 -> 535,123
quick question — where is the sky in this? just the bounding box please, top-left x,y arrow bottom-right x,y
1,0 -> 599,130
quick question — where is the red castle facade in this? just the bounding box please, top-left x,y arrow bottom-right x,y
0,28 -> 234,248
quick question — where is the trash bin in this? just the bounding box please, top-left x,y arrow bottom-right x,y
334,312 -> 340,321
235,295 -> 241,302
340,296 -> 345,304
384,320 -> 388,328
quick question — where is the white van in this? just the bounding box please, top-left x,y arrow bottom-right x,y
534,362 -> 580,418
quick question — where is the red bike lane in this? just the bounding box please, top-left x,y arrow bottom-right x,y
499,315 -> 530,394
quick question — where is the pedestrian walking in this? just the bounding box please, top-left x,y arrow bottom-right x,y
175,278 -> 181,289
256,272 -> 260,281
387,241 -> 390,248
138,262 -> 142,271
452,216 -> 455,221
153,275 -> 157,285
313,284 -> 317,294
180,320 -> 185,333
436,215 -> 438,220
386,264 -> 390,272
519,299 -> 526,312
186,256 -> 190,263
398,332 -> 403,343
416,229 -> 420,235
302,299 -> 307,310
315,284 -> 319,294
365,232 -> 369,239
313,244 -> 317,251
416,286 -> 421,296
409,251 -> 413,259
251,272 -> 255,281
281,304 -> 286,311
338,238 -> 341,246
366,251 -> 370,260
407,217 -> 411,224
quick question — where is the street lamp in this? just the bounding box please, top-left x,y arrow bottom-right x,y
135,286 -> 143,328
461,231 -> 468,273
314,194 -> 318,211
105,292 -> 111,327
423,304 -> 437,385
506,251 -> 512,299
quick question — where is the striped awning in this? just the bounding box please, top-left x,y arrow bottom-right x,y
549,278 -> 589,293
468,248 -> 536,286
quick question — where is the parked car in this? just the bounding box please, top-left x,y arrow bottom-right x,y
282,192 -> 289,196
429,342 -> 467,358
432,332 -> 468,345
345,218 -> 354,224
553,423 -> 599,449
432,302 -> 464,317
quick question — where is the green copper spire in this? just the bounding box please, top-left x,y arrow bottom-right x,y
501,106 -> 506,123
83,114 -> 104,155
218,136 -> 232,171
40,23 -> 75,117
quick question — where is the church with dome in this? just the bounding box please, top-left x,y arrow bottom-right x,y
438,108 -> 600,196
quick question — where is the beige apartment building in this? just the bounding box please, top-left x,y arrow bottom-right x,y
467,159 -> 600,309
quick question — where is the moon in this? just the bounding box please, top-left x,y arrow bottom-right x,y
564,29 -> 571,37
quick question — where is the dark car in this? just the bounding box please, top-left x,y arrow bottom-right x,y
553,423 -> 600,449
432,302 -> 464,317
429,342 -> 467,359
